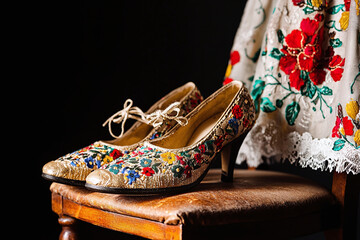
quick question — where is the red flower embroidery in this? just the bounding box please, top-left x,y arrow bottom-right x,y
232,104 -> 243,119
243,118 -> 250,128
314,13 -> 324,22
214,135 -> 225,150
194,153 -> 202,164
142,167 -> 155,176
279,17 -> 327,90
292,0 -> 305,6
280,17 -> 345,89
223,51 -> 240,85
184,165 -> 192,178
230,50 -> 240,65
176,155 -> 186,165
328,55 -> 345,82
332,116 -> 341,138
223,78 -> 233,85
344,0 -> 351,11
343,116 -> 354,136
110,149 -> 123,160
198,144 -> 206,153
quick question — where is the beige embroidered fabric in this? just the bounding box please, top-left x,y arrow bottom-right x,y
224,0 -> 360,174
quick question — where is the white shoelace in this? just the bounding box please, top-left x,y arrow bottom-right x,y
103,99 -> 188,139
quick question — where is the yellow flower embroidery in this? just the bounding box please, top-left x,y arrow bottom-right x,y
339,11 -> 349,30
311,0 -> 322,8
345,100 -> 359,120
102,155 -> 113,164
340,127 -> 345,136
160,152 -> 176,165
225,64 -> 232,78
354,130 -> 360,145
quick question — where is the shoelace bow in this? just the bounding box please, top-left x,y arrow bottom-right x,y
103,99 -> 188,139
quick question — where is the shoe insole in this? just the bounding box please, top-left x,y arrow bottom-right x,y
186,111 -> 223,146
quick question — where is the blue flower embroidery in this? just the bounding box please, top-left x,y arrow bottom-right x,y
84,157 -> 95,169
228,117 -> 239,135
96,160 -> 102,168
122,167 -> 140,185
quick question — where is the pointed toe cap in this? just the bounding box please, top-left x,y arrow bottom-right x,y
42,161 -> 69,178
86,169 -> 122,188
42,160 -> 92,181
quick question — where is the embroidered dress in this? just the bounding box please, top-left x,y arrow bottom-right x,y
225,0 -> 360,174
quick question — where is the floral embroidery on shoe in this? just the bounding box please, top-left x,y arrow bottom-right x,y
142,167 -> 155,177
122,168 -> 140,185
181,89 -> 203,114
108,164 -> 122,174
64,143 -> 123,170
161,152 -> 176,165
100,95 -> 256,184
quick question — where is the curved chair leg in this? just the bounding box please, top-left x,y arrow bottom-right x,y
58,215 -> 77,240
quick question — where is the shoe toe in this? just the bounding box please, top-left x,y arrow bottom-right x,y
86,169 -> 121,188
42,161 -> 69,178
42,160 -> 92,181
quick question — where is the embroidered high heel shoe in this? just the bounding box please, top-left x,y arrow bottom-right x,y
85,81 -> 256,193
42,82 -> 203,185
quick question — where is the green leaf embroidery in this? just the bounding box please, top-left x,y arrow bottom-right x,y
152,165 -> 159,173
300,70 -> 309,80
332,139 -> 346,151
180,151 -> 191,158
226,128 -> 234,134
277,29 -> 284,43
303,6 -> 315,14
260,97 -> 276,113
205,140 -> 214,151
301,80 -> 316,99
276,99 -> 283,108
325,20 -> 343,31
251,79 -> 265,112
269,48 -> 284,60
245,48 -> 261,63
151,162 -> 161,173
285,101 -> 300,126
319,86 -> 333,95
326,4 -> 345,14
329,38 -> 343,48
127,159 -> 139,164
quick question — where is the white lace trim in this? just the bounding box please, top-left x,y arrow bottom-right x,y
237,122 -> 360,175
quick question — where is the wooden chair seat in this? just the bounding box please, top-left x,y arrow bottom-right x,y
50,169 -> 341,239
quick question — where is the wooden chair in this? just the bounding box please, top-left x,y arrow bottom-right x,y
49,168 -> 359,240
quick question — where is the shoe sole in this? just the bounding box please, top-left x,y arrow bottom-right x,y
42,173 -> 85,186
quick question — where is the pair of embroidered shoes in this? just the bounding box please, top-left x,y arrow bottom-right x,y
42,81 -> 256,194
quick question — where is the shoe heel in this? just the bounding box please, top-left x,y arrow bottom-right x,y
220,131 -> 249,182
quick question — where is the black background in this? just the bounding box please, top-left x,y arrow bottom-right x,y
32,1 -> 246,239
24,1 -> 358,239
